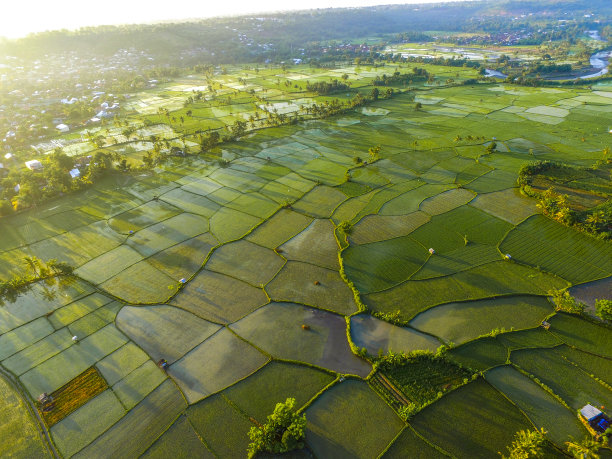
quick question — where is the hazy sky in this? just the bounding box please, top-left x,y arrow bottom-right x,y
2,0 -> 470,39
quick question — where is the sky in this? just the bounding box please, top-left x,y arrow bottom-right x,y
1,0 -> 470,39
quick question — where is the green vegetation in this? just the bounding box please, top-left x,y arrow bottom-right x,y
486,366 -> 587,446
548,313 -> 612,359
510,348 -> 612,410
40,366 -> 108,427
409,296 -> 554,345
223,362 -> 335,423
0,257 -> 73,304
247,397 -> 306,458
518,160 -> 611,239
373,353 -> 471,417
383,427 -> 449,458
142,416 -> 213,459
448,337 -> 509,371
595,299 -> 612,321
410,379 -> 533,458
550,288 -> 586,314
2,4 -> 612,455
501,429 -> 547,459
0,373 -> 49,458
305,380 -> 404,458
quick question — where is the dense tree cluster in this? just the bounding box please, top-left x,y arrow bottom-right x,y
373,69 -> 430,86
0,150 -> 119,213
305,79 -> 350,95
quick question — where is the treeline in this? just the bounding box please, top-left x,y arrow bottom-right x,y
373,69 -> 430,86
0,256 -> 73,305
305,79 -> 350,95
530,63 -> 573,74
0,3 -> 483,64
518,159 -> 611,239
0,150 -> 121,215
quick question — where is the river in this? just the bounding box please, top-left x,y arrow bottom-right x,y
579,49 -> 611,79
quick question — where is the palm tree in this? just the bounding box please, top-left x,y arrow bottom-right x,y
23,256 -> 41,278
566,437 -> 601,459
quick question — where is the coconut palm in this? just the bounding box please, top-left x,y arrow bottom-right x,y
566,437 -> 601,459
23,256 -> 41,277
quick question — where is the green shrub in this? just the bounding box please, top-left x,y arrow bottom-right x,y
595,299 -> 612,321
502,428 -> 546,459
549,289 -> 585,315
247,398 -> 306,458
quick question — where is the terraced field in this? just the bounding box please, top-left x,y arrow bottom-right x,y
1,63 -> 612,457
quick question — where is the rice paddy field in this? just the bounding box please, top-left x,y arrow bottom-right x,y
1,60 -> 612,458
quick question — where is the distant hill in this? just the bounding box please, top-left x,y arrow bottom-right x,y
0,0 -> 610,63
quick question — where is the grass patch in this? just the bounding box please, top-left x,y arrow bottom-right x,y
365,262 -> 567,321
2,328 -> 74,376
266,261 -> 358,315
485,365 -> 587,446
160,188 -> 221,217
48,293 -> 115,329
223,361 -> 335,423
116,305 -> 221,364
108,201 -> 180,235
497,328 -> 563,350
0,317 -> 54,360
187,393 -> 254,458
306,380 -> 404,458
291,186 -> 347,219
112,360 -> 167,410
470,188 -> 540,224
278,219 -> 339,270
554,345 -> 612,385
73,380 -> 187,459
448,337 -> 509,371
20,324 -> 128,397
411,243 -> 501,280
410,379 -> 532,458
206,239 -> 284,286
548,312 -> 612,359
126,213 -> 209,257
50,389 -> 125,458
171,269 -> 268,323
148,233 -> 217,280
209,207 -> 262,243
409,295 -> 554,345
95,341 -> 151,386
419,188 -> 475,215
350,212 -> 430,245
510,348 -> 612,410
382,427 -> 449,458
142,415 -> 214,459
101,261 -> 178,304
380,184 -> 451,215
246,209 -> 313,249
500,215 -> 612,284
169,328 -> 268,404
343,236 -> 429,293
230,302 -> 370,376
0,373 -> 48,458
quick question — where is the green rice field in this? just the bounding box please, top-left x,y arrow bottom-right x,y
1,59 -> 612,457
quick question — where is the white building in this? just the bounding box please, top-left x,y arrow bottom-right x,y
56,124 -> 69,133
25,159 -> 43,170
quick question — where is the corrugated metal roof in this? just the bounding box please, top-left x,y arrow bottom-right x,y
581,404 -> 602,421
